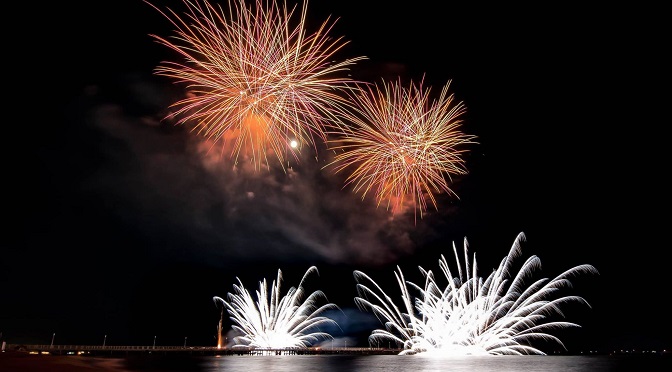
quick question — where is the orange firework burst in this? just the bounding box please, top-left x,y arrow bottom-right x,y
326,77 -> 477,220
145,0 -> 366,171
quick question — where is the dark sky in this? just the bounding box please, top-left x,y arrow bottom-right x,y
3,0 -> 668,352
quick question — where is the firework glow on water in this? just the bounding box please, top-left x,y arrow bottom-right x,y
353,232 -> 598,356
213,266 -> 339,348
145,0 -> 366,171
326,77 -> 477,221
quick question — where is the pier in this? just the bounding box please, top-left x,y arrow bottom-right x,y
4,344 -> 402,356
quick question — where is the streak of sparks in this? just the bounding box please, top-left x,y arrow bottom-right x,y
146,0 -> 366,171
353,232 -> 598,355
326,77 -> 477,221
213,266 -> 339,348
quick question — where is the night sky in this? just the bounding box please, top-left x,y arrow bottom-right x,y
3,0 -> 668,352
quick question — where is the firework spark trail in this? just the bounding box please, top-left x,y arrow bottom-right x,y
353,232 -> 599,355
326,77 -> 477,221
213,266 -> 340,348
145,0 -> 366,171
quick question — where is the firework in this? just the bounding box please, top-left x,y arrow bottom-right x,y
146,0 -> 366,171
353,232 -> 598,355
325,77 -> 477,220
213,266 -> 339,348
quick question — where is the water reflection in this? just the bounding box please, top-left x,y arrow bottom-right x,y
195,354 -> 671,372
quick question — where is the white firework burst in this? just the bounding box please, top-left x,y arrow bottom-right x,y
354,232 -> 598,355
214,266 -> 339,348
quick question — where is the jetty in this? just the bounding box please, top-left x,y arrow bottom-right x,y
3,344 -> 402,356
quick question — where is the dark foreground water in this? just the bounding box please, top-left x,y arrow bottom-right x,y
3,353 -> 670,372
120,354 -> 670,372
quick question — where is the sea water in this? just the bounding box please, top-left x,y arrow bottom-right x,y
119,354 -> 671,372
